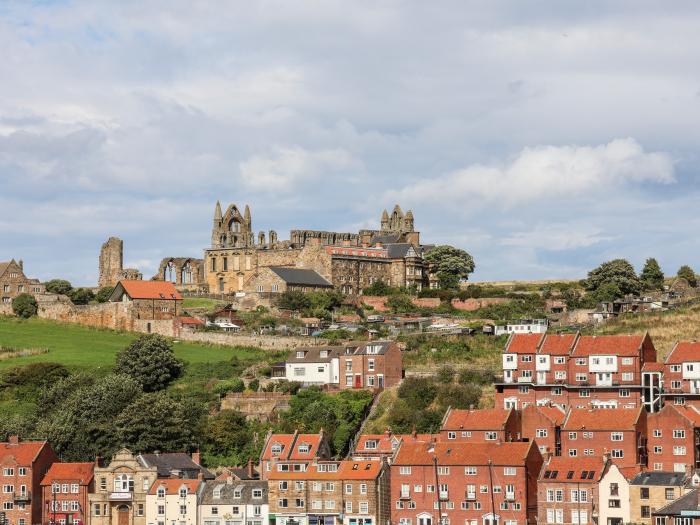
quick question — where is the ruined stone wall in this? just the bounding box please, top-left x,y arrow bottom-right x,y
451,297 -> 510,311
38,300 -> 136,331
98,237 -> 123,288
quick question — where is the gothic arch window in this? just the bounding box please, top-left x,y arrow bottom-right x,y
181,261 -> 192,284
164,261 -> 176,282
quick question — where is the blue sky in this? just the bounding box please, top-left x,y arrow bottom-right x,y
1,1 -> 700,285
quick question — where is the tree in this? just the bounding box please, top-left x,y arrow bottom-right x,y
592,282 -> 622,303
640,258 -> 665,290
114,335 -> 184,392
68,288 -> 94,305
397,377 -> 437,410
436,365 -> 455,384
277,290 -> 312,311
584,259 -> 641,298
114,391 -> 201,453
12,294 -> 38,318
678,265 -> 698,288
95,287 -> 114,303
362,280 -> 393,296
200,409 -> 256,466
44,279 -> 72,295
424,245 -> 475,290
386,294 -> 415,314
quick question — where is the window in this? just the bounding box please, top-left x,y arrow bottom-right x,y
622,358 -> 633,365
71,483 -> 79,493
138,504 -> 144,516
666,488 -> 675,500
438,467 -> 450,475
619,389 -> 630,397
674,446 -> 687,456
654,446 -> 663,454
485,431 -> 497,441
640,487 -> 650,499
157,488 -> 166,498
674,429 -> 686,438
360,483 -> 367,494
94,504 -> 101,516
579,389 -> 590,397
611,432 -> 623,441
536,429 -> 548,438
503,467 -> 516,476
18,468 -> 25,476
641,506 -> 650,518
465,467 -> 477,475
576,358 -> 586,365
2,469 -> 13,476
554,357 -> 565,364
576,373 -> 587,381
519,386 -> 529,394
555,371 -> 566,380
653,429 -> 662,437
611,449 -> 624,458
568,449 -> 577,457
447,431 -> 456,440
158,505 -> 165,515
400,466 -> 411,475
622,372 -> 634,381
522,355 -> 533,362
552,387 -> 562,395
671,365 -> 682,373
569,432 -> 577,440
608,500 -> 621,508
179,505 -> 187,515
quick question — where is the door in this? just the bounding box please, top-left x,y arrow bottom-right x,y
118,505 -> 130,525
378,375 -> 384,388
354,374 -> 362,388
417,515 -> 432,525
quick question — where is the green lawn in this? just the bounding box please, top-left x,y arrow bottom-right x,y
0,316 -> 267,371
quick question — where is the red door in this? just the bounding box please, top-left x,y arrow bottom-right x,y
354,374 -> 362,388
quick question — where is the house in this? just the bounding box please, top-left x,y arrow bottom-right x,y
108,280 -> 183,320
146,479 -> 200,525
662,341 -> 700,408
391,440 -> 543,525
561,408 -> 647,468
647,404 -> 700,472
177,316 -> 205,333
285,342 -> 403,390
438,408 -> 521,443
597,461 -> 641,525
496,333 -> 661,412
248,267 -> 334,295
494,319 -> 548,337
537,456 -> 606,525
259,432 -> 332,481
198,478 -> 268,525
351,430 -> 433,462
652,488 -> 700,525
0,436 -> 57,525
88,449 -> 158,525
40,462 -> 95,525
137,452 -> 213,480
520,404 -> 566,455
0,259 -> 45,307
629,471 -> 689,524
267,459 -> 389,525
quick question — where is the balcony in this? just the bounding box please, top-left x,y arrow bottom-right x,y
14,492 -> 30,502
465,492 -> 477,500
505,493 -> 516,501
399,492 -> 411,500
439,492 -> 449,501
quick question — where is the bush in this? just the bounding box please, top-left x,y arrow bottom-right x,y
436,365 -> 455,384
278,291 -> 311,311
95,287 -> 114,303
44,279 -> 72,295
248,378 -> 260,392
2,363 -> 70,388
114,335 -> 184,392
397,377 -> 437,410
386,294 -> 416,313
212,379 -> 245,395
12,294 -> 38,318
68,288 -> 95,305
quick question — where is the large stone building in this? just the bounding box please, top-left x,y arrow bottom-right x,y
0,259 -> 45,306
204,202 -> 437,296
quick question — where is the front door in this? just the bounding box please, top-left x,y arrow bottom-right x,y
378,375 -> 384,388
118,505 -> 130,525
354,374 -> 362,388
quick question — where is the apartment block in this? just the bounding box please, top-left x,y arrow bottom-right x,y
439,408 -> 521,443
40,462 -> 94,525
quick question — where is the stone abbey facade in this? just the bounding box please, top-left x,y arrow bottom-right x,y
204,202 -> 437,296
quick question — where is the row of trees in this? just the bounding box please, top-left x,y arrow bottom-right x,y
44,279 -> 113,304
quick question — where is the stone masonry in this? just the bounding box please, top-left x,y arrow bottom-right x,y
98,237 -> 142,288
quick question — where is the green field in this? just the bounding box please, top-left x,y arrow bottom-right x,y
0,316 -> 266,371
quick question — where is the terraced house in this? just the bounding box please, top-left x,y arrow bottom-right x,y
40,462 -> 95,525
259,433 -> 331,481
438,408 -> 521,443
267,460 -> 389,525
198,477 -> 268,525
145,479 -> 200,525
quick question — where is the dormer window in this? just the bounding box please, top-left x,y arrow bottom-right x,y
271,444 -> 283,455
296,351 -> 305,359
212,487 -> 222,499
320,350 -> 328,358
298,444 -> 311,454
365,440 -> 378,450
179,487 -> 188,498
157,487 -> 166,498
233,489 -> 242,498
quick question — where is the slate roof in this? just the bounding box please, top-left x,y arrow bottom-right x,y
631,471 -> 687,486
370,234 -> 401,245
0,261 -> 11,279
653,488 -> 699,516
137,452 -> 213,479
199,479 -> 268,505
269,267 -> 333,287
386,243 -> 416,259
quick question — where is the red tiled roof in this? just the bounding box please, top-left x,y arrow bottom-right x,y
442,408 -> 513,431
41,462 -> 94,485
0,440 -> 48,465
118,280 -> 182,300
261,434 -> 296,461
505,333 -> 544,354
261,433 -> 324,461
571,335 -> 645,357
394,441 -> 534,466
540,334 -> 578,356
148,478 -> 200,495
539,456 -> 605,482
178,316 -> 204,325
269,460 -> 382,480
289,434 -> 324,460
563,408 -> 642,431
665,342 -> 700,364
617,465 -> 643,481
354,432 -> 432,454
643,362 -> 664,372
672,405 -> 700,426
530,405 -> 566,425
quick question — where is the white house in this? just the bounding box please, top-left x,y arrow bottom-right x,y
146,479 -> 201,525
284,347 -> 341,385
598,462 -> 634,525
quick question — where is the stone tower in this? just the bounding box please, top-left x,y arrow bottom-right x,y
211,202 -> 255,248
98,237 -> 124,288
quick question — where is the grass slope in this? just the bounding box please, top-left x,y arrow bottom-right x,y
0,316 -> 266,371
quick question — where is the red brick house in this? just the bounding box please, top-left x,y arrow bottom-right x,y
439,408 -> 521,443
496,333 -> 660,412
647,404 -> 700,472
259,431 -> 331,480
0,436 -> 57,525
338,341 -> 404,390
662,341 -> 700,408
520,405 -> 566,456
40,462 -> 94,525
561,408 -> 647,468
537,456 -> 606,525
351,430 -> 433,461
391,440 -> 543,525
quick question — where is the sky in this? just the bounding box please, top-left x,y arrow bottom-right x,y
1,1 -> 700,285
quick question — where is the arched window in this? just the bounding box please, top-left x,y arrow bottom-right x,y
114,474 -> 134,493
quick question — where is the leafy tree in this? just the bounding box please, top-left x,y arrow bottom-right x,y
277,291 -> 312,311
678,265 -> 698,288
592,282 -> 623,303
212,378 -> 245,395
397,377 -> 437,410
640,258 -> 665,290
44,279 -> 73,295
386,294 -> 416,313
585,259 -> 641,298
68,288 -> 94,305
248,378 -> 260,392
424,245 -> 475,290
306,290 -> 344,311
114,335 -> 184,392
436,365 -> 455,384
12,294 -> 38,318
362,280 -> 393,296
114,391 -> 202,453
200,409 -> 257,466
435,383 -> 482,410
95,287 -> 114,303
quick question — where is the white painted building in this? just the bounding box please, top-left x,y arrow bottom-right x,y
198,479 -> 268,525
146,479 -> 201,525
598,462 -> 633,525
495,319 -> 548,337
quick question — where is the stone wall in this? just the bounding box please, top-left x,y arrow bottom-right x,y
175,330 -> 329,349
451,297 -> 510,311
38,300 -> 136,331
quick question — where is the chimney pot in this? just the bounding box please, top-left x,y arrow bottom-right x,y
8,435 -> 19,446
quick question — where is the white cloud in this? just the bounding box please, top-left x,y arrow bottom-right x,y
387,138 -> 675,210
501,224 -> 616,251
239,146 -> 358,193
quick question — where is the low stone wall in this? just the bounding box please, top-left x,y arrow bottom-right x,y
38,300 -> 136,331
175,330 -> 329,349
361,296 -> 441,312
451,297 -> 509,311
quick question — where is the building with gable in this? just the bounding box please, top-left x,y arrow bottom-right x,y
40,461 -> 95,525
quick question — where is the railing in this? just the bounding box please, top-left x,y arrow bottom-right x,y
14,491 -> 30,502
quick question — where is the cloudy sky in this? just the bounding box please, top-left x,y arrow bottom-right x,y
1,1 -> 700,285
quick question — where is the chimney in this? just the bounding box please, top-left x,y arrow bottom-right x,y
18,260 -> 23,271
197,471 -> 204,481
247,458 -> 254,479
8,435 -> 19,446
95,455 -> 102,468
192,450 -> 201,466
